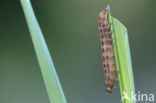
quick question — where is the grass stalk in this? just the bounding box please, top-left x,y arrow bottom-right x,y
108,6 -> 136,103
20,0 -> 67,103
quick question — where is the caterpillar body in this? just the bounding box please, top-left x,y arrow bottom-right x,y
98,8 -> 117,93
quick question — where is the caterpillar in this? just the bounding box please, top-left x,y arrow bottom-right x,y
98,7 -> 117,93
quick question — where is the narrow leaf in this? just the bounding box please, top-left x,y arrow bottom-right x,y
20,0 -> 67,103
108,6 -> 136,103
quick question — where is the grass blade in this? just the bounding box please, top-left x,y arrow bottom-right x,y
108,6 -> 136,103
20,0 -> 67,103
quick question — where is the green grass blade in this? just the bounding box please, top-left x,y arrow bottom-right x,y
20,0 -> 67,103
108,6 -> 136,103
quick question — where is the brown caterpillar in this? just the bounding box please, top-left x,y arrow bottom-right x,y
98,8 -> 117,93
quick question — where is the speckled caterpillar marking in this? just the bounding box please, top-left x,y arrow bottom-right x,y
98,8 -> 117,93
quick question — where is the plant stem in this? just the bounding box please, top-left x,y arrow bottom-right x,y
20,0 -> 67,103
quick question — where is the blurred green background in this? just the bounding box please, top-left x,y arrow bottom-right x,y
0,0 -> 156,103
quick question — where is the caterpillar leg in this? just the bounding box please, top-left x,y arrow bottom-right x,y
115,77 -> 118,80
